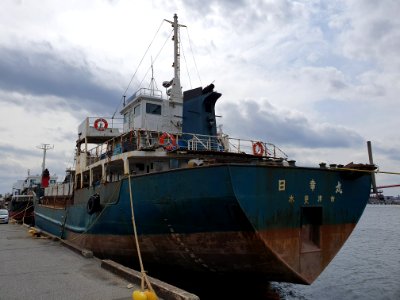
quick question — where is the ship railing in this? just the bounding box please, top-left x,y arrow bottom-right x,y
184,133 -> 222,152
86,116 -> 124,132
84,130 -> 288,165
182,133 -> 287,159
127,88 -> 163,103
85,129 -> 162,165
226,137 -> 288,159
77,117 -> 124,146
11,195 -> 34,202
44,182 -> 74,197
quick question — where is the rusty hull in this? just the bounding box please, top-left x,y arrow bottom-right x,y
66,221 -> 356,284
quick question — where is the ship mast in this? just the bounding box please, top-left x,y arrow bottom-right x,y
37,143 -> 54,173
165,14 -> 186,104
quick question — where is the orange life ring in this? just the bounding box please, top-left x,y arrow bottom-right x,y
252,141 -> 264,156
159,132 -> 177,151
94,118 -> 108,131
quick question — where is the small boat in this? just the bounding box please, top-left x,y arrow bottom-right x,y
34,14 -> 374,285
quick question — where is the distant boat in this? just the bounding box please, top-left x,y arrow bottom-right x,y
34,14 -> 375,285
9,172 -> 57,225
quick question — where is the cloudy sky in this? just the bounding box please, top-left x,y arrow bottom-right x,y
1,0 -> 399,196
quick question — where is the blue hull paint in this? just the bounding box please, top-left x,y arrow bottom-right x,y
229,165 -> 371,229
81,165 -> 370,235
35,206 -> 65,237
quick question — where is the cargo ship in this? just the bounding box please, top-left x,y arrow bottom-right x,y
34,14 -> 374,284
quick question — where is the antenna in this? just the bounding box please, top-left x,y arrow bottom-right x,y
148,56 -> 159,96
37,144 -> 54,173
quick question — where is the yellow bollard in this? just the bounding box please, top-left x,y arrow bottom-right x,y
132,290 -> 147,300
144,290 -> 158,300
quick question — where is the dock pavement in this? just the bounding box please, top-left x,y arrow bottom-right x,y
0,222 -> 199,300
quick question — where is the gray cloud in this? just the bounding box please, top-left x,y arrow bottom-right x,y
179,0 -> 307,31
0,44 -> 121,114
338,0 -> 400,70
375,145 -> 400,162
217,99 -> 364,148
181,0 -> 245,15
0,143 -> 71,166
0,143 -> 48,157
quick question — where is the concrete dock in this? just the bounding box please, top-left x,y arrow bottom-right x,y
0,223 -> 199,300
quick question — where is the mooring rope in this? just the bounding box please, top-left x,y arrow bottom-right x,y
375,170 -> 400,175
127,174 -> 155,293
335,167 -> 400,176
10,203 -> 33,222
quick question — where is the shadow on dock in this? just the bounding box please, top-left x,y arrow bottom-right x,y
123,263 -> 283,299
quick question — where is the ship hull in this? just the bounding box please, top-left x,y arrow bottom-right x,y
35,164 -> 371,284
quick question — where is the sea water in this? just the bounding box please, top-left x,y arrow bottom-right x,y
273,205 -> 400,300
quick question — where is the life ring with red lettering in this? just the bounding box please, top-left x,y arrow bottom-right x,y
159,132 -> 177,151
94,118 -> 108,131
252,141 -> 264,156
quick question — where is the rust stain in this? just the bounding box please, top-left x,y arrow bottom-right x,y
259,223 -> 357,283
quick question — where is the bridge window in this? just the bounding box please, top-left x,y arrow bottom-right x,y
146,103 -> 161,115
